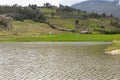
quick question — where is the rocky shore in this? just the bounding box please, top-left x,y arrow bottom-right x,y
106,49 -> 120,55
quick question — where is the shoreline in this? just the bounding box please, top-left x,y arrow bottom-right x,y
105,40 -> 120,55
106,49 -> 120,55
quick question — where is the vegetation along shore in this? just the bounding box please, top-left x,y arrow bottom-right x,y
106,40 -> 120,55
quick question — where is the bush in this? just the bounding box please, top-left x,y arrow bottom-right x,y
0,16 -> 13,31
0,16 -> 8,26
110,21 -> 120,28
100,30 -> 120,34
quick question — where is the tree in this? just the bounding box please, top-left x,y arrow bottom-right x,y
89,12 -> 101,18
102,13 -> 106,17
28,4 -> 37,10
59,4 -> 64,8
51,12 -> 55,17
110,14 -> 113,17
44,3 -> 52,8
74,20 -> 80,30
75,20 -> 79,25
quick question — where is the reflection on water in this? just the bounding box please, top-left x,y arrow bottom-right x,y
0,42 -> 120,80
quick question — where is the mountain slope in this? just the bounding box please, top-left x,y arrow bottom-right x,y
71,0 -> 120,18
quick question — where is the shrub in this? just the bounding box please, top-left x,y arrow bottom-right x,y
100,30 -> 120,34
110,21 -> 120,28
0,16 -> 8,26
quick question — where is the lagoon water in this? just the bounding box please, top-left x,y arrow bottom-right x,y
0,42 -> 120,80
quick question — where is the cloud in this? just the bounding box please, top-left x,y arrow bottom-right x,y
0,0 -> 56,6
60,0 -> 87,6
0,0 -> 86,6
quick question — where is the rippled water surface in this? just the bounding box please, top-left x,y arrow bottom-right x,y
0,42 -> 120,80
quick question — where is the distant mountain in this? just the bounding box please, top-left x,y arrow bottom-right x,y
71,0 -> 120,18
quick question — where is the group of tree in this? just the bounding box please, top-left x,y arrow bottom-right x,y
0,4 -> 46,22
43,3 -> 52,8
41,3 -> 108,19
57,4 -> 79,13
80,12 -> 108,19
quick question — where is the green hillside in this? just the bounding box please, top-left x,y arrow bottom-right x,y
40,7 -> 120,34
0,5 -> 120,42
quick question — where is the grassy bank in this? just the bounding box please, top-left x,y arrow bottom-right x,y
105,40 -> 120,55
0,20 -> 120,42
106,40 -> 120,51
0,32 -> 120,42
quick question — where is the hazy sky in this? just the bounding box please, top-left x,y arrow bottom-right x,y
0,0 -> 87,6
